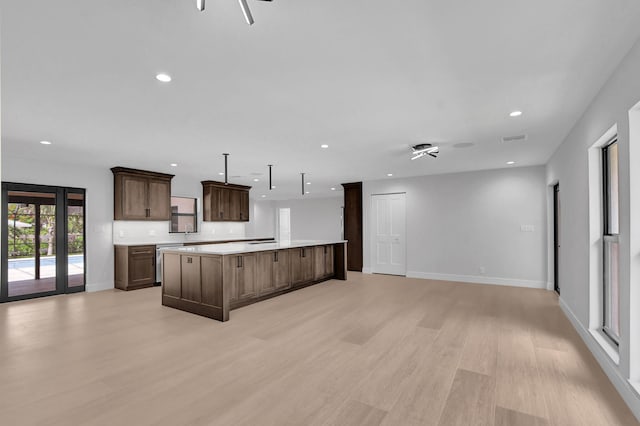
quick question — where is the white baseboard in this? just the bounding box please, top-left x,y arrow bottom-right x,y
559,297 -> 640,422
86,281 -> 113,292
405,271 -> 547,289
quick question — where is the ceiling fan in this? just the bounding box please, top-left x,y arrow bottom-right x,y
196,0 -> 272,26
411,143 -> 439,160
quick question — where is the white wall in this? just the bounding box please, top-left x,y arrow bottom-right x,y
2,156 -> 114,292
363,166 -> 547,288
546,36 -> 640,419
245,199 -> 275,239
268,197 -> 343,241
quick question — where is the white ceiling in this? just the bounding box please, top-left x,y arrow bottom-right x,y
3,0 -> 640,199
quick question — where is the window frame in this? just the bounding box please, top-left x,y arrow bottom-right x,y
169,196 -> 198,234
602,137 -> 620,345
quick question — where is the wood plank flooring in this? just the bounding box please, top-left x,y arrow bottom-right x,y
0,272 -> 636,425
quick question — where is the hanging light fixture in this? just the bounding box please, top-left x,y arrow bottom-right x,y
301,173 -> 305,195
268,165 -> 273,190
195,0 -> 273,26
223,153 -> 229,184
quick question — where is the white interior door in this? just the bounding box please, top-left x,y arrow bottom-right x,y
278,208 -> 291,242
371,193 -> 406,276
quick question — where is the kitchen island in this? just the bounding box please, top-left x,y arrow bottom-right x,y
161,240 -> 347,321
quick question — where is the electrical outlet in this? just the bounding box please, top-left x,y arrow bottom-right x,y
520,224 -> 535,232
148,229 -> 156,236
118,230 -> 125,237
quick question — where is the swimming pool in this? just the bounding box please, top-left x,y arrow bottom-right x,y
8,254 -> 84,269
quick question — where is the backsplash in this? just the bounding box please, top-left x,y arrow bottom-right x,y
112,221 -> 246,244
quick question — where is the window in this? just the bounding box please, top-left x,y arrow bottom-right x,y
602,139 -> 620,343
170,197 -> 197,233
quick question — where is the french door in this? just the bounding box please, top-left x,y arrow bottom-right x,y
1,182 -> 86,302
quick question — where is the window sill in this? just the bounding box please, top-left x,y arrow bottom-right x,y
589,328 -> 620,365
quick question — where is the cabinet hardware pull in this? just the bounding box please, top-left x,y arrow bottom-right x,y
132,251 -> 152,254
187,257 -> 192,263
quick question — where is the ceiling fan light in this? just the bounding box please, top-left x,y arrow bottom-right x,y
196,0 -> 205,11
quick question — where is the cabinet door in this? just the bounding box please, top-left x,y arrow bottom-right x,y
239,190 -> 249,222
301,247 -> 314,282
237,254 -> 257,300
313,246 -> 325,280
290,248 -> 304,286
273,249 -> 291,291
223,256 -> 239,303
181,255 -> 201,303
291,247 -> 313,286
228,189 -> 242,221
256,251 -> 275,296
122,175 -> 148,219
128,246 -> 155,287
203,186 -> 223,221
220,188 -> 233,221
324,245 -> 334,278
148,179 -> 171,220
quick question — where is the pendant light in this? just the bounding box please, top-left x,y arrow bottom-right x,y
223,153 -> 229,184
268,165 -> 273,190
301,173 -> 305,195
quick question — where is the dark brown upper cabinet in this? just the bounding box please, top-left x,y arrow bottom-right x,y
112,167 -> 174,221
202,181 -> 251,222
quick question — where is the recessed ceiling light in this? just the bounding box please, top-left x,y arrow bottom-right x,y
253,178 -> 259,182
331,187 -> 336,191
156,73 -> 172,83
321,144 -> 329,149
271,185 -> 276,189
387,173 -> 393,177
509,110 -> 522,117
40,140 -> 52,145
506,161 -> 516,165
305,191 -> 310,194
170,163 -> 178,167
453,142 -> 475,149
261,195 -> 266,198
306,182 -> 311,185
218,172 -> 224,176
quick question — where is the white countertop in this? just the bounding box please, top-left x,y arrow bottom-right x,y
114,237 -> 273,247
160,240 -> 346,255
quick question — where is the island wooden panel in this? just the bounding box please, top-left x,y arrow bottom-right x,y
161,242 -> 347,321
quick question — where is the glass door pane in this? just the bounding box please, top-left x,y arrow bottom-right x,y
67,193 -> 85,288
7,191 -> 57,298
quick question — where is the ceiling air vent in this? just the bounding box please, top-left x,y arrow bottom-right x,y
501,134 -> 528,143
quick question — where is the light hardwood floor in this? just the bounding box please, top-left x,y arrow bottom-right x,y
0,273 -> 636,425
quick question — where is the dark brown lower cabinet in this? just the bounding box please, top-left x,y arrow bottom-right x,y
256,250 -> 291,296
224,253 -> 257,304
290,247 -> 314,287
114,245 -> 156,290
313,245 -> 335,280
